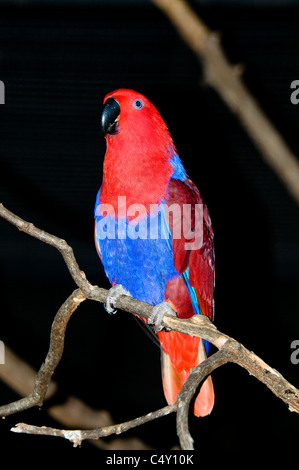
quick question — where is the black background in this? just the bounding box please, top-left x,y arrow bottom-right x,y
0,0 -> 299,462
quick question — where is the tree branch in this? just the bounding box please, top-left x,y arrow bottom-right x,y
151,0 -> 299,206
0,346 -> 154,449
0,345 -> 57,400
176,348 -> 231,449
11,404 -> 177,447
0,288 -> 85,417
1,203 -> 299,449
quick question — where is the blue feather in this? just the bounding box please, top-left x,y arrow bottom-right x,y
169,153 -> 186,181
182,268 -> 209,355
94,202 -> 178,306
182,268 -> 201,316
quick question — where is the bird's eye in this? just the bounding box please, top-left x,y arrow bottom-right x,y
133,99 -> 143,109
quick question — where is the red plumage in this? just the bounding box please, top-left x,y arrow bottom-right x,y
158,177 -> 215,416
97,89 -> 215,417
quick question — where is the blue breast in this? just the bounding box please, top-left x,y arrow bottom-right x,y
94,203 -> 179,305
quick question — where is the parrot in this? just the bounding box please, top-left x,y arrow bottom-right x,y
94,89 -> 215,417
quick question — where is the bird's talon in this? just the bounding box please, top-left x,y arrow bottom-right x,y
148,302 -> 176,332
105,284 -> 131,315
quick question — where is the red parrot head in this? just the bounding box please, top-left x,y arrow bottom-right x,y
100,89 -> 176,210
101,88 -> 171,144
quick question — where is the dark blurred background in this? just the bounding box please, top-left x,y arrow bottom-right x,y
0,0 -> 299,461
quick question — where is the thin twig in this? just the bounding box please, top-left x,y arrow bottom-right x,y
11,404 -> 177,447
151,0 -> 299,206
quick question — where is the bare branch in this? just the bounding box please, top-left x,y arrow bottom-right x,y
10,334 -> 299,450
0,348 -> 153,449
151,0 -> 299,206
0,204 -> 104,301
0,288 -> 85,417
1,203 -> 299,449
176,348 -> 231,449
11,404 -> 177,447
0,345 -> 57,400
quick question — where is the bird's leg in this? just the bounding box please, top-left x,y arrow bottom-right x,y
148,301 -> 177,333
105,284 -> 131,315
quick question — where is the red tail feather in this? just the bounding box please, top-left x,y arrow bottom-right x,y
158,330 -> 214,416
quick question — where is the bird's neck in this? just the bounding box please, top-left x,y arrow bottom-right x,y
100,143 -> 173,216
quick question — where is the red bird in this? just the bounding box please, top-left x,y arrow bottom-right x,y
95,89 -> 215,416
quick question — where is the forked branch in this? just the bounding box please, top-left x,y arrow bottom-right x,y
0,203 -> 299,450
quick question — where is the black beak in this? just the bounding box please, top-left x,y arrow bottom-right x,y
101,97 -> 120,136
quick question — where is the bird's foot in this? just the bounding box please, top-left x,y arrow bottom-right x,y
105,284 -> 131,315
148,301 -> 177,333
